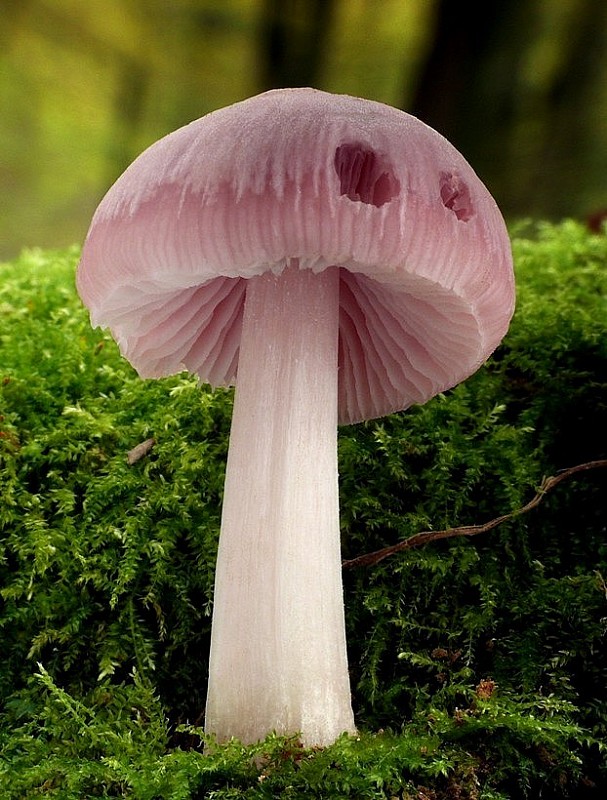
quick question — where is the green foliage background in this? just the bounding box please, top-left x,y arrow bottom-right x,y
1,222 -> 606,797
4,0 -> 607,259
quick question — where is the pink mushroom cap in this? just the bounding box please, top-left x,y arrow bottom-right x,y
77,88 -> 515,424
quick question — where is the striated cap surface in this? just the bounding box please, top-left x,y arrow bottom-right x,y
77,88 -> 515,424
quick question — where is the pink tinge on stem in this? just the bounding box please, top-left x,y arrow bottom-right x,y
205,265 -> 355,745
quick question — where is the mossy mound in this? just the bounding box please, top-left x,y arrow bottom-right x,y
1,222 -> 606,798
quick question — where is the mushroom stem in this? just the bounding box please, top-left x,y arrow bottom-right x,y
205,263 -> 355,746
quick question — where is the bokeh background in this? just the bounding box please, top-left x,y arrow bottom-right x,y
2,0 -> 607,261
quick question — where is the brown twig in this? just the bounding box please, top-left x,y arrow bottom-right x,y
342,460 -> 607,570
127,437 -> 156,465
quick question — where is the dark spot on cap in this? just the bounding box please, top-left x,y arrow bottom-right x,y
440,171 -> 474,222
334,143 -> 400,207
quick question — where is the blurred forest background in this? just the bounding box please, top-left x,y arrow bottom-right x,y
2,0 -> 607,261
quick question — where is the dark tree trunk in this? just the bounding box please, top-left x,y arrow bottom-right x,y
408,0 -> 536,203
259,0 -> 336,90
408,0 -> 607,218
536,0 -> 607,218
110,57 -> 150,178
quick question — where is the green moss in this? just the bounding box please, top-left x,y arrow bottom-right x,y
1,222 -> 606,797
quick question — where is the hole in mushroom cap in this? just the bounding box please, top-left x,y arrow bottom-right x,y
439,171 -> 474,222
334,143 -> 400,207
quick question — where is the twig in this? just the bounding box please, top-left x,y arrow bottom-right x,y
342,460 -> 607,570
127,437 -> 156,465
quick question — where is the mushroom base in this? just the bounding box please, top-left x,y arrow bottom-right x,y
204,263 -> 356,747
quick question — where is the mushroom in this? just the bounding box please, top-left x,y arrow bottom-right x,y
76,88 -> 515,747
